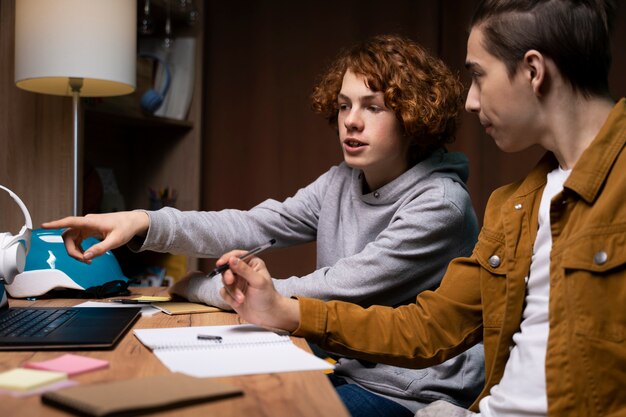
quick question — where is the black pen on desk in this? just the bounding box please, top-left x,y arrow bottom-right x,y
197,334 -> 223,342
207,238 -> 277,278
110,299 -> 152,304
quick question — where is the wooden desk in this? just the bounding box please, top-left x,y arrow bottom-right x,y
0,288 -> 349,417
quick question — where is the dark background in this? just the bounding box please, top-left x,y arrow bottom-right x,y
199,0 -> 626,276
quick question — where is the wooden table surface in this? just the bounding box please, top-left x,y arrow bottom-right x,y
0,287 -> 349,417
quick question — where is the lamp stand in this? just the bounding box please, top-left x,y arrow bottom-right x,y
69,77 -> 83,217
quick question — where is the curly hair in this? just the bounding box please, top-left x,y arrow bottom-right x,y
311,34 -> 464,163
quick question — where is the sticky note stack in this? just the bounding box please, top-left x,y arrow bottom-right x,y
24,354 -> 109,376
0,354 -> 110,397
0,368 -> 67,392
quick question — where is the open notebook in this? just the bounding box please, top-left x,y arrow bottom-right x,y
133,324 -> 334,377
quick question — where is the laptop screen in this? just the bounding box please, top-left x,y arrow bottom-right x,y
1,284 -> 8,309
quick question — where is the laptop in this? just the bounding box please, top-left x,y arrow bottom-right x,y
0,285 -> 140,350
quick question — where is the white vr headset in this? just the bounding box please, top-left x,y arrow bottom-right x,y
0,185 -> 32,286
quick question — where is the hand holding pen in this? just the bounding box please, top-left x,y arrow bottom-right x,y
208,239 -> 276,278
218,245 -> 301,332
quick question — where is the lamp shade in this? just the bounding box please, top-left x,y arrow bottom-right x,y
14,0 -> 136,97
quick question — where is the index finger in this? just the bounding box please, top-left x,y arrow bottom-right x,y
41,216 -> 89,230
216,249 -> 249,267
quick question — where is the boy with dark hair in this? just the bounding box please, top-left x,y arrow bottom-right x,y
472,0 -> 615,96
215,1 -> 625,415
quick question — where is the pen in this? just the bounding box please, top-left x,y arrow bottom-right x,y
207,238 -> 276,278
197,334 -> 223,341
110,299 -> 153,304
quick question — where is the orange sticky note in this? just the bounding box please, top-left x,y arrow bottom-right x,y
24,354 -> 109,376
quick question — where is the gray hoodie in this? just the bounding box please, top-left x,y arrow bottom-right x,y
140,149 -> 484,412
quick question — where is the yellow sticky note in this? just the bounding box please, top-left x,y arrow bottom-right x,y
323,357 -> 337,374
0,368 -> 67,392
132,296 -> 172,302
152,302 -> 221,315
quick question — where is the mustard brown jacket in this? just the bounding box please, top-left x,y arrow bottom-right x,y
294,98 -> 626,416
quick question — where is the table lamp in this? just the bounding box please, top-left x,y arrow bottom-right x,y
14,0 -> 136,216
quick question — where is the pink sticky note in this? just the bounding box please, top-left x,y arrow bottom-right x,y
24,354 -> 109,376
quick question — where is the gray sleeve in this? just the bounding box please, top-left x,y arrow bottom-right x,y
273,179 -> 477,307
137,167 -> 338,309
140,167 -> 339,256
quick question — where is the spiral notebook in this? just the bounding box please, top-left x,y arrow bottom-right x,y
133,324 -> 333,377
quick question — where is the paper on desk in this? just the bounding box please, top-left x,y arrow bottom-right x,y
75,301 -> 161,317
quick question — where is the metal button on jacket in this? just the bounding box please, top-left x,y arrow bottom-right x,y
373,191 -> 380,198
488,255 -> 501,268
594,251 -> 608,265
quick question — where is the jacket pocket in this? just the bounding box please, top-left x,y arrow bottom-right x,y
561,227 -> 626,343
474,228 -> 507,328
559,227 -> 626,412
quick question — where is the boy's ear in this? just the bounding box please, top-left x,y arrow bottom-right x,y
523,49 -> 546,95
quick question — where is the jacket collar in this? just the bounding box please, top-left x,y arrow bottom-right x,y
566,98 -> 626,203
511,153 -> 555,199
512,98 -> 626,203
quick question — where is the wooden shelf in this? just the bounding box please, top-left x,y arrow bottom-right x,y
84,101 -> 193,131
81,0 -> 203,275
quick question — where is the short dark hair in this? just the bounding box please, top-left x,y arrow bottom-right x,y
311,34 -> 464,164
470,0 -> 616,97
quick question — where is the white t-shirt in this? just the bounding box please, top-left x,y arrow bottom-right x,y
479,167 -> 571,417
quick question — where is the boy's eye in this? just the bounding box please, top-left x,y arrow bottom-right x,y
368,105 -> 382,112
338,103 -> 349,111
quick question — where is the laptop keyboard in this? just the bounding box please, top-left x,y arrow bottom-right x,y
0,309 -> 77,338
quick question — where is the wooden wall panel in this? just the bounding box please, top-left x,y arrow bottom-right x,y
0,0 -> 73,233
